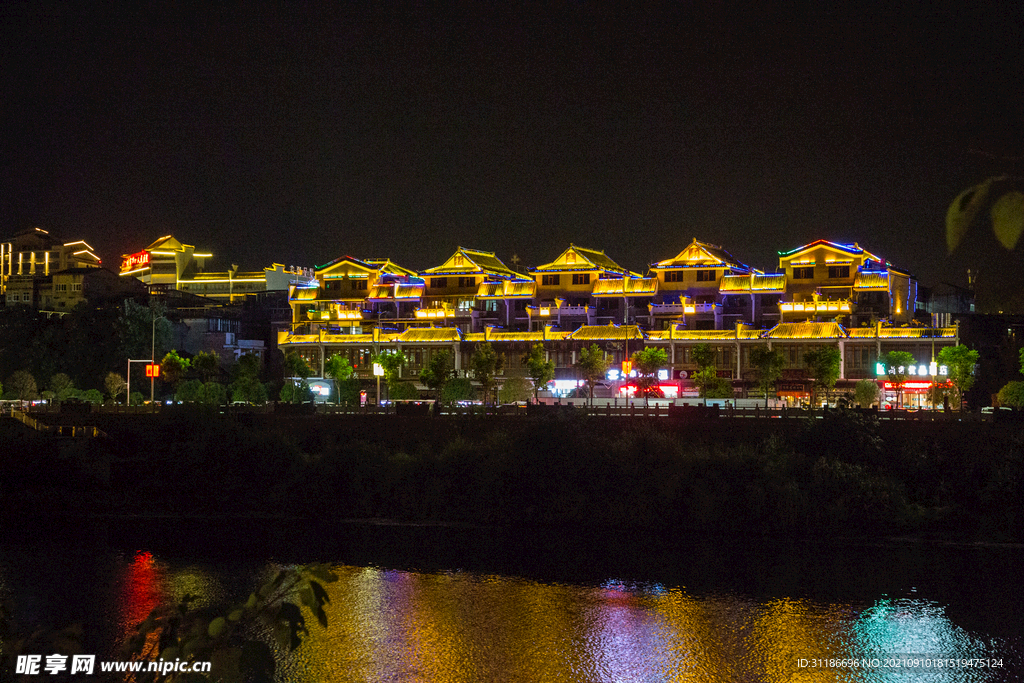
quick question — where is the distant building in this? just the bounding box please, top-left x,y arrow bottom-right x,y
120,235 -> 314,303
1,227 -> 102,303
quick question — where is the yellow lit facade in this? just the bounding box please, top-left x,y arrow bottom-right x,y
120,235 -> 313,303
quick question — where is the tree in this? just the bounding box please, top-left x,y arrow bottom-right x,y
690,343 -> 721,405
161,350 -> 191,388
388,382 -> 419,400
280,379 -> 314,404
804,347 -> 842,406
878,350 -> 915,409
283,350 -> 313,379
631,346 -> 668,406
49,372 -> 75,403
997,381 -> 1024,410
575,344 -> 608,406
177,379 -> 205,403
498,375 -> 533,404
6,370 -> 38,401
854,378 -> 880,408
229,353 -> 268,405
440,376 -> 475,403
749,346 -> 784,407
192,351 -> 221,383
323,354 -> 354,404
420,349 -> 454,400
81,388 -> 103,404
470,342 -> 504,405
104,371 -> 127,404
1019,346 -> 1024,375
937,344 -> 979,412
371,350 -> 406,396
203,380 -> 227,406
523,343 -> 555,401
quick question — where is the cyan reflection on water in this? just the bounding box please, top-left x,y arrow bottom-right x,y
75,558 -> 1012,682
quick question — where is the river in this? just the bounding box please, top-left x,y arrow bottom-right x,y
1,518 -> 1020,681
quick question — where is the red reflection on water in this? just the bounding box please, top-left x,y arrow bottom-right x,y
119,551 -> 164,632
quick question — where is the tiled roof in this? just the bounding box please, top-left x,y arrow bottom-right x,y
671,330 -> 738,340
853,271 -> 890,290
476,280 -> 537,299
652,238 -> 751,271
290,287 -> 319,301
569,324 -> 645,341
395,283 -> 424,299
422,248 -> 517,277
321,334 -> 377,344
398,328 -> 463,343
591,277 -> 658,296
533,245 -> 629,274
764,322 -> 847,339
752,274 -> 786,291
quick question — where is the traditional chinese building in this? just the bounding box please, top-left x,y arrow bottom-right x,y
776,240 -> 916,327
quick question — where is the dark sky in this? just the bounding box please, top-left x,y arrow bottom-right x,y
2,4 -> 1022,286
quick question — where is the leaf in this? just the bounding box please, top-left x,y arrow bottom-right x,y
310,580 -> 331,606
991,190 -> 1024,250
228,609 -> 244,622
258,570 -> 286,599
160,646 -> 179,661
245,592 -> 258,610
312,603 -> 328,629
946,180 -> 993,253
298,586 -> 315,610
208,616 -> 227,638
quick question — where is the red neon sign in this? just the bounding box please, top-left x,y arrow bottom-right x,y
120,251 -> 150,272
884,381 -> 931,390
145,364 -> 160,378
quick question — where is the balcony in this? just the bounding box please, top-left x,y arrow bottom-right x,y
779,300 -> 852,315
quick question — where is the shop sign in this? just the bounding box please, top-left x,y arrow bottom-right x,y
120,251 -> 150,272
875,362 -> 947,378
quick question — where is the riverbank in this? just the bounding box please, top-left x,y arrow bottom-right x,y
3,411 -> 1022,541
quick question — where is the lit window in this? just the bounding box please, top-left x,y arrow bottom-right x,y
572,273 -> 590,285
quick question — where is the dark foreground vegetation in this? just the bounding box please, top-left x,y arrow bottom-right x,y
3,411 -> 1022,541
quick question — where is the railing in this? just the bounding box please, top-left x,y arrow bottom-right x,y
10,410 -> 108,437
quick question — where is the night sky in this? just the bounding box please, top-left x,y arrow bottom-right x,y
2,4 -> 1022,287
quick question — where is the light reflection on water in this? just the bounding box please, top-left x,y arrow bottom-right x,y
265,568 -> 1008,683
1,544 -> 1017,682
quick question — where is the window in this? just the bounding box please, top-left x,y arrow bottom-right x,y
696,270 -> 716,282
542,274 -> 560,286
664,271 -> 684,282
792,266 -> 814,279
572,273 -> 590,285
431,278 -> 448,289
828,265 -> 850,279
458,276 -> 475,288
352,279 -> 367,290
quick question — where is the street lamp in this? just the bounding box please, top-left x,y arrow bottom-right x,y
373,362 -> 385,408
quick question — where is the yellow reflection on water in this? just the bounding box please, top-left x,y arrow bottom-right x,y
276,566 -> 1008,683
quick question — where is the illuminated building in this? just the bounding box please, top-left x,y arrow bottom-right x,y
528,245 -> 645,330
777,240 -> 916,326
420,247 -> 521,333
649,238 -> 785,330
1,227 -> 102,305
120,235 -> 313,303
278,238 -> 954,405
291,255 -> 421,334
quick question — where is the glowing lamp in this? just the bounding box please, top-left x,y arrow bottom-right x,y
145,364 -> 160,378
373,363 -> 385,377
621,360 -> 632,375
